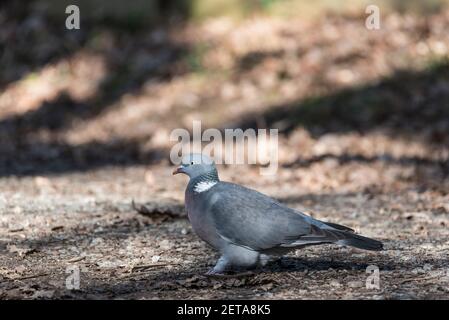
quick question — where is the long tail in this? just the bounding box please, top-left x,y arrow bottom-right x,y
284,223 -> 383,251
319,221 -> 383,251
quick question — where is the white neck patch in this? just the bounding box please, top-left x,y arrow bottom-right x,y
193,181 -> 217,193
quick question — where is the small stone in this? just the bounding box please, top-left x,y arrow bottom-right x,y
347,281 -> 363,288
90,237 -> 104,246
330,280 -> 342,287
12,206 -> 23,214
159,239 -> 171,249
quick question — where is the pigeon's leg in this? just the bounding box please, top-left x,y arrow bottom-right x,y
206,256 -> 230,275
259,254 -> 282,267
259,254 -> 271,267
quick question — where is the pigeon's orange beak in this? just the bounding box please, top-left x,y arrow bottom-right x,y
172,165 -> 184,175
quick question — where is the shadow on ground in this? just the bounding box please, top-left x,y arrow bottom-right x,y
2,62 -> 449,177
232,61 -> 449,145
0,2 -> 190,176
1,0 -> 448,178
57,248 -> 448,299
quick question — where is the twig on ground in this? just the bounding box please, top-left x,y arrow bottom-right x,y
131,263 -> 180,272
66,256 -> 86,263
10,273 -> 49,281
399,275 -> 442,284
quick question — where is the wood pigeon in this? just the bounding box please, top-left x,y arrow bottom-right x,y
173,153 -> 383,275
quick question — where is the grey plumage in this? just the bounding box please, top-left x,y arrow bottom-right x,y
174,153 -> 383,274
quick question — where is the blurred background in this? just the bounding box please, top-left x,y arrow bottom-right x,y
1,0 -> 448,178
1,0 -> 449,300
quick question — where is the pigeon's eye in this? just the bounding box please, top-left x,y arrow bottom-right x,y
190,161 -> 194,165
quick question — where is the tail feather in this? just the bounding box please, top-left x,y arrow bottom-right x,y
317,222 -> 383,251
321,221 -> 355,233
284,224 -> 383,251
336,233 -> 383,251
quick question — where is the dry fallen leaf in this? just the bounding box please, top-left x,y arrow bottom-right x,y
7,244 -> 38,257
31,290 -> 55,299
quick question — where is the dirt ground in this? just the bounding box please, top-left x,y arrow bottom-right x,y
0,159 -> 448,299
0,4 -> 449,299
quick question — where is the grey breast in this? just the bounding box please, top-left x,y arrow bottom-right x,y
185,182 -> 224,250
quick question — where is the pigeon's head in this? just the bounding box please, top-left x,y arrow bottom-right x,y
172,153 -> 218,180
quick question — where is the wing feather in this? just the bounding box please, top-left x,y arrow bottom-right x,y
206,182 -> 312,250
